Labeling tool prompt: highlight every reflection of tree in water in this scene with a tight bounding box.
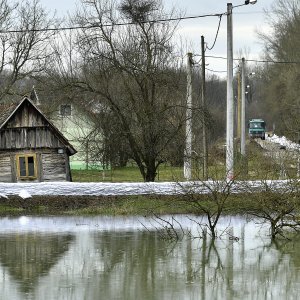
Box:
[91,230,236,299]
[1,219,300,299]
[92,225,300,300]
[93,231,172,299]
[195,231,231,299]
[272,236,300,269]
[199,228,300,299]
[0,233,74,294]
[254,236,300,299]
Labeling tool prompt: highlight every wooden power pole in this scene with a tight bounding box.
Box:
[184,52,193,180]
[241,57,246,156]
[226,3,234,180]
[237,67,241,140]
[201,36,208,180]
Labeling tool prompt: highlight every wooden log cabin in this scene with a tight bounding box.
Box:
[0,97,76,182]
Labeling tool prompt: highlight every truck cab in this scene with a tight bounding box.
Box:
[249,119,266,140]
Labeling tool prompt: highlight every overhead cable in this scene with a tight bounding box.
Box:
[205,67,227,73]
[206,55,300,64]
[205,15,223,51]
[0,13,225,34]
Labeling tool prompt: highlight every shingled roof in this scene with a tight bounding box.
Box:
[0,102,18,127]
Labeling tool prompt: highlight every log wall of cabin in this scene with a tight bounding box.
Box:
[0,149,68,182]
[41,150,67,181]
[0,154,12,182]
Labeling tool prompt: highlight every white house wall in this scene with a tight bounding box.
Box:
[51,106,104,170]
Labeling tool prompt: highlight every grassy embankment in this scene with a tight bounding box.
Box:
[0,193,281,216]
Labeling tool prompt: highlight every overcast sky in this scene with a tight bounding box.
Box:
[39,0,275,74]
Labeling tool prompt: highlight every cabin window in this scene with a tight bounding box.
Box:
[16,154,37,179]
[60,104,72,116]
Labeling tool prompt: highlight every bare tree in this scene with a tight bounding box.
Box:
[257,0,300,140]
[178,176,235,239]
[48,0,186,182]
[0,0,57,100]
[245,179,300,239]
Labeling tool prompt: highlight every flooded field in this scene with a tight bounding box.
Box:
[0,215,299,299]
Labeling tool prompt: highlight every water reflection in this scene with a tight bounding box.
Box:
[0,232,74,299]
[0,216,299,299]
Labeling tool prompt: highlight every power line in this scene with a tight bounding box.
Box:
[205,15,223,51]
[205,65,239,73]
[206,55,300,65]
[244,58,300,64]
[205,67,227,73]
[0,13,225,34]
[234,11,264,14]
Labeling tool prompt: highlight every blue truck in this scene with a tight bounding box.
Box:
[248,118,266,140]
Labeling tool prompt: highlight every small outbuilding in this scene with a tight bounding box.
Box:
[0,97,76,182]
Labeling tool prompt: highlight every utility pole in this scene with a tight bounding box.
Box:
[241,57,246,156]
[184,52,193,180]
[226,3,234,180]
[237,68,241,140]
[201,36,208,180]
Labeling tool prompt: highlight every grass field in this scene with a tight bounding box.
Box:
[69,139,299,183]
[69,142,268,183]
[71,165,185,182]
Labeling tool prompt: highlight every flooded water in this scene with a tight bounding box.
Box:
[0,215,299,300]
